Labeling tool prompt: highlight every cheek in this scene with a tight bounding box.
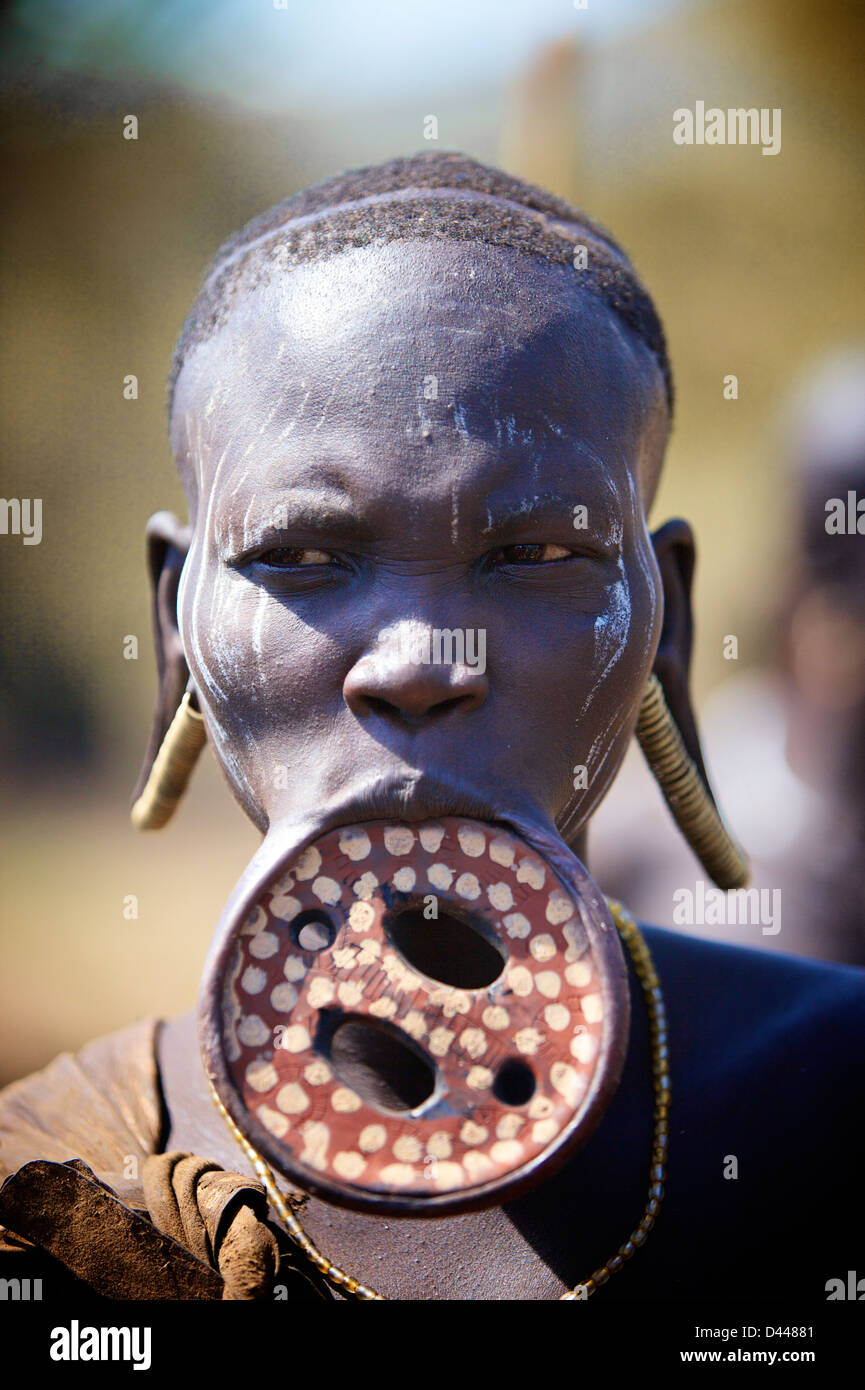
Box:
[592,571,633,680]
[179,554,349,769]
[564,546,661,820]
[180,552,256,716]
[177,553,260,806]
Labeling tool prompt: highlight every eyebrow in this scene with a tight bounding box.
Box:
[225,455,358,504]
[218,490,372,558]
[217,458,625,555]
[476,487,624,543]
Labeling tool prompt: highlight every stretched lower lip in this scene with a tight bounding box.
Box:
[312,784,515,841]
[306,767,549,847]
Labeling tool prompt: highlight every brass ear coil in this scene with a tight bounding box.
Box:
[636,675,749,890]
[130,691,206,831]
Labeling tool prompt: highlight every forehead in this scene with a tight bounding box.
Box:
[172,239,666,519]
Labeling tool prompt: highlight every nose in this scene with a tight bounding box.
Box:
[343,623,489,723]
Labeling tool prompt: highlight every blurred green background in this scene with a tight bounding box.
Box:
[2,0,864,1082]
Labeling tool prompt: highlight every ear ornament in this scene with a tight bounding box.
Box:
[636,675,749,890]
[130,689,206,831]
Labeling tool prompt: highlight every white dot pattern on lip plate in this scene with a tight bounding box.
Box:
[221,818,607,1201]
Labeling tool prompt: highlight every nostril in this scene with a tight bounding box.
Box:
[363,695,402,720]
[424,693,481,720]
[361,692,478,722]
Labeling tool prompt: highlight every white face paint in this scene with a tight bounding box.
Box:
[558,467,661,839]
[169,238,667,841]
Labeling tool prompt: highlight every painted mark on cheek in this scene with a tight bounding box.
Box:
[181,559,259,812]
[229,466,252,500]
[252,586,268,665]
[178,425,269,814]
[562,477,658,832]
[184,545,226,707]
[584,565,632,768]
[538,413,565,439]
[626,472,659,669]
[187,440,238,707]
[452,403,471,442]
[257,402,280,436]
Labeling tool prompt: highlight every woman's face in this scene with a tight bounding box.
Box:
[170,239,667,846]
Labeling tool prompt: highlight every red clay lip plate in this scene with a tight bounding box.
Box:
[200,816,630,1217]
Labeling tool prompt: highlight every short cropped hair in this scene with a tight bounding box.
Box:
[169,151,673,415]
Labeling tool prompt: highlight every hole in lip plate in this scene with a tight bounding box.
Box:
[384,898,506,989]
[290,908,337,953]
[493,1057,536,1106]
[320,1011,437,1113]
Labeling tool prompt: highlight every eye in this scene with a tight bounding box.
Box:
[494,543,573,564]
[259,547,336,568]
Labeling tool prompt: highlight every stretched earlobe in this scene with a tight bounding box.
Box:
[644,519,749,889]
[636,675,749,889]
[649,518,707,779]
[131,687,206,830]
[130,511,206,828]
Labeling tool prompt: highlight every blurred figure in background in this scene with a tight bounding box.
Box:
[591,348,865,966]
